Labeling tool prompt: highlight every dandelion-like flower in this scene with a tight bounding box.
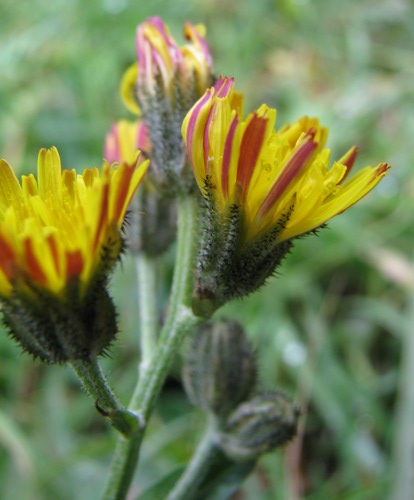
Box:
[182,76,390,313]
[121,17,214,192]
[0,147,148,362]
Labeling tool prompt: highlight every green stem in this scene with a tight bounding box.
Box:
[70,358,139,438]
[136,253,158,375]
[168,417,219,500]
[103,194,204,500]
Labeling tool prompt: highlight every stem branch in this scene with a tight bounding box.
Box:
[70,358,139,438]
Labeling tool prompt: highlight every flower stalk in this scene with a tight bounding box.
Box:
[70,359,140,438]
[168,416,220,500]
[103,193,204,500]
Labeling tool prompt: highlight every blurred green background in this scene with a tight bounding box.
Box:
[1,0,414,498]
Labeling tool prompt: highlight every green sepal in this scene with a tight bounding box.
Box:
[193,180,295,311]
[1,274,118,364]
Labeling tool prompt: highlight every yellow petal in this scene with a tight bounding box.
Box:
[120,63,141,115]
[0,159,24,215]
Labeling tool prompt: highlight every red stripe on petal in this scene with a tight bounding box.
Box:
[66,249,84,278]
[46,234,61,278]
[213,76,234,98]
[236,113,268,199]
[24,238,47,285]
[217,79,233,97]
[114,167,135,221]
[259,139,317,216]
[340,146,358,182]
[0,234,16,279]
[186,90,214,170]
[221,114,239,199]
[373,162,390,179]
[149,17,169,42]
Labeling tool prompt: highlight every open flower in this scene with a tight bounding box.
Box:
[121,17,214,192]
[182,76,390,313]
[0,147,148,362]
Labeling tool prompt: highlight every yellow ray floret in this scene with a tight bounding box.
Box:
[182,76,389,244]
[0,147,148,297]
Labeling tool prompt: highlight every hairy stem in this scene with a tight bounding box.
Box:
[168,417,219,500]
[103,194,203,500]
[70,358,139,438]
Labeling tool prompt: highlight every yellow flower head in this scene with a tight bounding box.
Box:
[183,76,389,244]
[0,147,148,298]
[182,76,390,313]
[121,17,214,114]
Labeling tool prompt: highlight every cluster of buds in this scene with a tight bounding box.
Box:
[0,147,148,362]
[182,76,390,315]
[183,320,299,461]
[120,17,214,192]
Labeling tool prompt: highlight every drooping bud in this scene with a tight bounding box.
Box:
[218,392,300,461]
[183,320,257,417]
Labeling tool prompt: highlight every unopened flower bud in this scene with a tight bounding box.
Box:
[104,120,176,255]
[183,320,257,417]
[218,392,300,461]
[121,17,214,192]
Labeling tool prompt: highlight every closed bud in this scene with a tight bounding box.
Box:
[104,120,176,255]
[121,17,214,193]
[183,320,257,417]
[218,392,300,461]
